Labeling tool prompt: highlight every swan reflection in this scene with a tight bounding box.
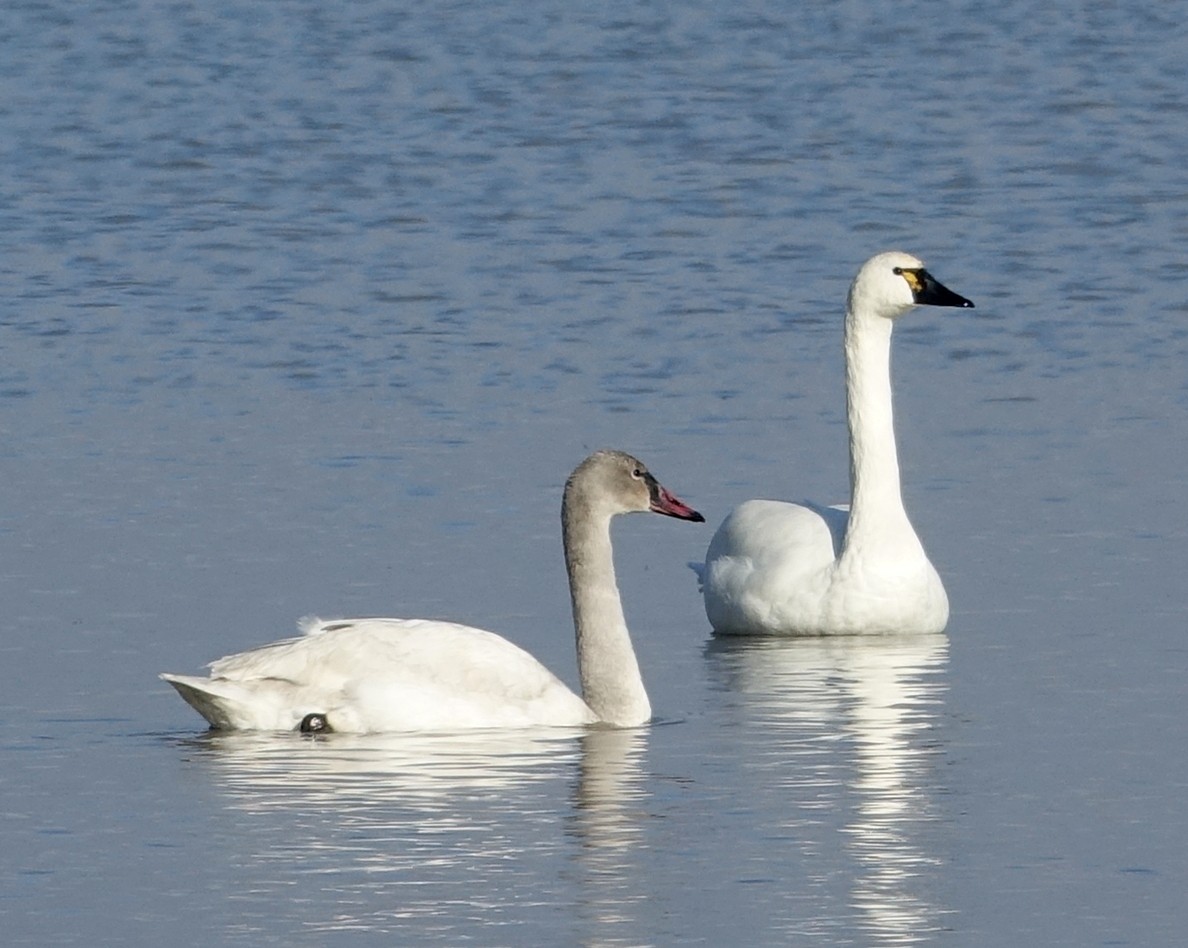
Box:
[567,728,650,942]
[184,727,584,808]
[173,725,648,938]
[706,633,950,944]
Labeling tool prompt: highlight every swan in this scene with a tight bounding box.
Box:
[697,251,973,636]
[161,450,704,732]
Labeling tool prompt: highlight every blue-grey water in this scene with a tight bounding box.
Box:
[2,1,1186,945]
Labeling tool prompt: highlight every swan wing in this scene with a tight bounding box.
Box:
[164,618,595,732]
[701,500,844,634]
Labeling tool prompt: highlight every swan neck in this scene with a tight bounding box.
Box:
[843,309,911,540]
[562,500,651,726]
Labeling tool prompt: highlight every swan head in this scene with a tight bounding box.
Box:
[848,251,974,322]
[565,450,705,523]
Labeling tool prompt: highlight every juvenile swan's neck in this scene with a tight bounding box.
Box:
[842,310,914,549]
[563,497,650,726]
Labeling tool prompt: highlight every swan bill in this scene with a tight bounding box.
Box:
[646,477,705,522]
[895,266,974,309]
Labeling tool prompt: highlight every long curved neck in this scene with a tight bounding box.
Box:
[842,310,914,549]
[562,502,650,726]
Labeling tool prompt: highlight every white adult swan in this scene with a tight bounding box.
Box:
[698,251,973,636]
[162,450,704,732]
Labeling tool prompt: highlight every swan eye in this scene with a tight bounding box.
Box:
[631,467,644,479]
[892,266,903,275]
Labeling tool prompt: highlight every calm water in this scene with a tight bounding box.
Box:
[2,1,1187,944]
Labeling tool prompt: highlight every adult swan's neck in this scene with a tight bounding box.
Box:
[563,503,650,727]
[841,312,918,552]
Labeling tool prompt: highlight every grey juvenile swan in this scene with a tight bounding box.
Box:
[163,450,704,732]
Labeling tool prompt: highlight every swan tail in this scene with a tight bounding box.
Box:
[160,673,276,730]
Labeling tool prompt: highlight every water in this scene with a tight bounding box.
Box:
[2,0,1186,944]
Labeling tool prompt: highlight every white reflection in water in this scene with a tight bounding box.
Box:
[189,728,581,808]
[706,633,950,944]
[567,729,650,944]
[176,725,646,939]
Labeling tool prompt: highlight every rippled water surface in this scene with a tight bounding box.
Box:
[3,1,1187,945]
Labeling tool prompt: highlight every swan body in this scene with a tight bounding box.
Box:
[162,450,704,732]
[699,251,973,636]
